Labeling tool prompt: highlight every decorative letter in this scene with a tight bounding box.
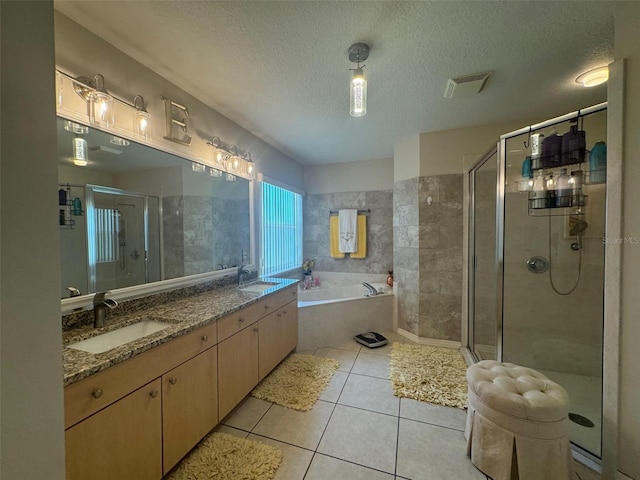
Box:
[161,96,192,146]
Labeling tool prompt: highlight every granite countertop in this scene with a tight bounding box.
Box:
[62,278,298,387]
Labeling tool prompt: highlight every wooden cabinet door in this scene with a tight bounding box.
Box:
[65,379,162,480]
[162,346,218,474]
[281,302,299,356]
[259,310,282,381]
[217,326,259,420]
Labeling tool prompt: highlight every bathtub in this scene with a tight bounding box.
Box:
[297,271,394,352]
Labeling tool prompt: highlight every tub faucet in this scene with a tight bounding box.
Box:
[238,265,250,287]
[93,291,118,328]
[362,282,378,297]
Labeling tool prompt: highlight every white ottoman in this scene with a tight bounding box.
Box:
[465,360,573,480]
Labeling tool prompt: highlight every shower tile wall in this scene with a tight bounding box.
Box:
[163,196,250,278]
[303,190,393,274]
[394,175,463,341]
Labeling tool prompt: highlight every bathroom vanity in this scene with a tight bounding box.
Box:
[62,279,298,480]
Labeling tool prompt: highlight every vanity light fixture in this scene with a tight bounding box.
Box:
[133,95,151,139]
[244,152,255,179]
[72,135,89,167]
[110,136,130,147]
[64,121,89,134]
[575,66,609,87]
[74,74,114,127]
[348,43,369,117]
[227,145,240,171]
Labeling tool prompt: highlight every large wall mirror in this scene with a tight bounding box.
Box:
[57,117,252,301]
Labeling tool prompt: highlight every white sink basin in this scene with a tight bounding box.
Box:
[240,281,279,293]
[68,320,170,354]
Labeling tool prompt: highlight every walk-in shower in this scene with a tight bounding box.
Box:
[468,103,607,460]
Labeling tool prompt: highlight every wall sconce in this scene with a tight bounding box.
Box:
[72,135,89,167]
[348,43,369,117]
[74,74,114,127]
[133,95,151,138]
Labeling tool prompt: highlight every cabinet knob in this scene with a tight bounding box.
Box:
[238,317,245,323]
[149,390,159,398]
[277,313,282,317]
[283,310,287,314]
[91,389,103,399]
[264,305,270,310]
[201,335,208,341]
[253,327,259,333]
[169,377,178,385]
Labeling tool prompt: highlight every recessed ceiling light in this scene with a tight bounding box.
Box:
[575,66,609,88]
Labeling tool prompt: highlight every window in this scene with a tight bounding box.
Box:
[260,181,303,276]
[95,208,121,263]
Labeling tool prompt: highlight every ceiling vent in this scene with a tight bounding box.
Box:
[444,72,492,99]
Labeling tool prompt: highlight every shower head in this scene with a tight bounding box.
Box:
[569,217,589,236]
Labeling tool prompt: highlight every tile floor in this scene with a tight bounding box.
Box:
[214,331,489,480]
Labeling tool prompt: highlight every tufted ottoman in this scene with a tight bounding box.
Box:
[465,360,573,480]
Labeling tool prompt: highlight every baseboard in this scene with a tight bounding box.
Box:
[616,471,633,480]
[396,328,462,349]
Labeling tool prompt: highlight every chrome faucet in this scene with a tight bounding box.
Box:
[362,282,378,297]
[93,291,118,328]
[237,265,251,287]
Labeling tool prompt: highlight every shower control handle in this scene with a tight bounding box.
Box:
[526,256,549,274]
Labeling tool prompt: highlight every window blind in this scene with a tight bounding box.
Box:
[95,208,120,263]
[260,182,302,276]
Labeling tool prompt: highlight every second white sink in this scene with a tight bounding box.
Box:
[239,281,279,293]
[68,320,170,354]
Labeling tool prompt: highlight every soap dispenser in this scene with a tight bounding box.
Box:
[555,168,571,207]
[531,171,547,209]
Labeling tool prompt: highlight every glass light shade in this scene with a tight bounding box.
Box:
[136,110,151,138]
[350,68,367,117]
[72,136,88,167]
[225,173,236,182]
[246,160,255,178]
[576,66,609,87]
[191,162,206,173]
[210,167,222,177]
[89,91,114,127]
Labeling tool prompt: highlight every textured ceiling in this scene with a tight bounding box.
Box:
[54,1,614,166]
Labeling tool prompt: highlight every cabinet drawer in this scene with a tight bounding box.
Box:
[217,302,262,342]
[265,285,298,312]
[64,322,217,429]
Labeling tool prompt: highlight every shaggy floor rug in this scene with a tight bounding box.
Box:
[390,343,468,409]
[251,353,340,411]
[165,432,282,480]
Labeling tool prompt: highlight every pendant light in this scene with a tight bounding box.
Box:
[72,135,88,167]
[348,43,369,117]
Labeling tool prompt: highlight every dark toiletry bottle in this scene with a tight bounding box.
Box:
[59,188,67,206]
[562,124,586,165]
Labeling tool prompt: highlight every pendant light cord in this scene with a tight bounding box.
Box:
[548,215,582,295]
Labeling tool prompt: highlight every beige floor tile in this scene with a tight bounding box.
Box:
[221,396,272,431]
[247,434,314,480]
[317,404,398,474]
[396,418,485,479]
[400,397,467,431]
[213,424,249,438]
[338,374,399,416]
[319,370,349,403]
[252,400,334,450]
[314,347,358,372]
[305,453,394,480]
[351,351,391,378]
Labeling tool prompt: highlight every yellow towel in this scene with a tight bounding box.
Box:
[329,216,345,258]
[351,215,367,259]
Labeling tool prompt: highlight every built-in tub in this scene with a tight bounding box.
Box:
[297,271,394,352]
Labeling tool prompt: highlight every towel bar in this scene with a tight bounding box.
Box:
[329,208,370,215]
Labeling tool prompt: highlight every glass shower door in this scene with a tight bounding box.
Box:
[469,148,498,361]
[499,107,606,458]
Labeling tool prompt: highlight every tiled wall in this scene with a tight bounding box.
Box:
[163,196,250,278]
[394,174,463,341]
[303,190,393,274]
